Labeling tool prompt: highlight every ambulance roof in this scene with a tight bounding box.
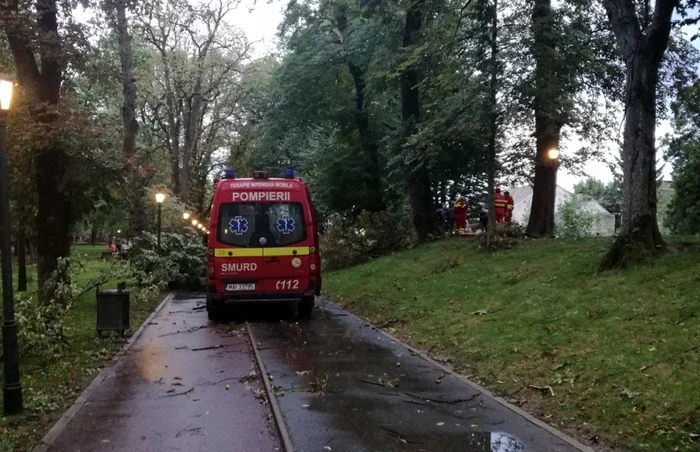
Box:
[216,178,305,191]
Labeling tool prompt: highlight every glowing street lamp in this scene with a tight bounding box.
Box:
[547,148,560,161]
[155,192,166,248]
[183,212,190,220]
[0,74,23,415]
[192,219,198,227]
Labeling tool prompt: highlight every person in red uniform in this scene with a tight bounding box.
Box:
[494,188,506,223]
[504,190,514,224]
[453,197,468,234]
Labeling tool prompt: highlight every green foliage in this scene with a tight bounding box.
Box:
[573,177,622,214]
[558,199,594,239]
[129,232,206,289]
[666,81,700,234]
[320,208,416,270]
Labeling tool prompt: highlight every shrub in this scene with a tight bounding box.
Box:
[2,259,81,359]
[130,231,206,289]
[479,222,524,250]
[558,199,594,240]
[320,208,416,270]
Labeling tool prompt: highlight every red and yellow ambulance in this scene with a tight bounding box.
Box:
[206,169,321,319]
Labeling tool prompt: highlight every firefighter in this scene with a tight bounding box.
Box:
[504,190,514,224]
[453,196,468,234]
[494,188,507,223]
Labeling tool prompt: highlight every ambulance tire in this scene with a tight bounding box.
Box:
[206,297,226,322]
[298,296,315,318]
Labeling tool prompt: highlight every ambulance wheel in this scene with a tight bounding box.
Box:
[298,297,314,318]
[206,297,226,322]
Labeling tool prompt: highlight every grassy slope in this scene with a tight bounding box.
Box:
[324,238,700,451]
[0,245,162,451]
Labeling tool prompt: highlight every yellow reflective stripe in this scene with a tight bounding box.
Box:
[214,248,263,257]
[264,247,310,256]
[214,247,311,257]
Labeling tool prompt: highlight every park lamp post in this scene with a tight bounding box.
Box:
[191,219,198,228]
[183,212,190,221]
[0,75,23,415]
[155,192,166,248]
[547,148,560,238]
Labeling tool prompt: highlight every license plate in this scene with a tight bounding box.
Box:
[225,283,255,292]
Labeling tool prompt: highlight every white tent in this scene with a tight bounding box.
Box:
[508,185,615,236]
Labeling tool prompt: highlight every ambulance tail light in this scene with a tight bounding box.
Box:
[310,264,317,271]
[208,248,214,256]
[208,266,215,274]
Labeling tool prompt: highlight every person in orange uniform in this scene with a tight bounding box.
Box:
[494,188,507,223]
[504,190,514,224]
[453,196,468,234]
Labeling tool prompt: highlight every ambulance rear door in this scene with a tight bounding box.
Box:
[215,202,264,294]
[261,202,311,293]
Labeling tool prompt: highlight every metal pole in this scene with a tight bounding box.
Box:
[157,203,162,249]
[0,113,23,415]
[550,160,558,238]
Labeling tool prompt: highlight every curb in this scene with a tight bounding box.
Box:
[321,298,595,452]
[33,292,175,452]
[246,323,295,452]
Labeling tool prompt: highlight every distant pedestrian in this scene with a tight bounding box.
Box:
[504,191,514,224]
[453,197,468,234]
[479,207,488,231]
[494,188,506,223]
[109,241,117,255]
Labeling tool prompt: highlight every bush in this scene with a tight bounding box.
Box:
[320,209,416,270]
[1,258,82,359]
[130,231,206,289]
[479,222,524,250]
[558,200,594,240]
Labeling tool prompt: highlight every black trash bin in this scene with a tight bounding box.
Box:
[96,282,130,337]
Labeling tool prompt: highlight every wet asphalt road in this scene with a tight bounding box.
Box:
[42,294,587,452]
[45,294,280,452]
[250,299,582,452]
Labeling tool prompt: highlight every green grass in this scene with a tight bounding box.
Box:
[324,237,700,451]
[0,246,163,451]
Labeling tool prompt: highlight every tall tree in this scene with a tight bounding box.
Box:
[3,0,76,298]
[526,0,561,238]
[138,0,249,209]
[486,0,499,243]
[401,0,434,241]
[105,0,147,235]
[598,0,677,269]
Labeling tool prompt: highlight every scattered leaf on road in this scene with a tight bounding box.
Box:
[471,309,488,316]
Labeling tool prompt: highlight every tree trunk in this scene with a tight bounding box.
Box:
[17,228,27,292]
[527,0,561,238]
[90,220,98,246]
[113,0,146,235]
[485,0,499,245]
[599,60,665,268]
[527,122,560,237]
[35,145,72,301]
[347,62,384,212]
[598,0,676,269]
[6,0,73,302]
[401,0,433,241]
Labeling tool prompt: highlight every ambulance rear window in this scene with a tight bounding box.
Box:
[217,202,307,247]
